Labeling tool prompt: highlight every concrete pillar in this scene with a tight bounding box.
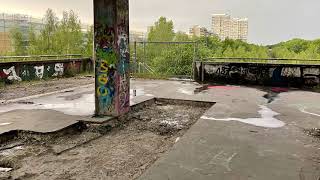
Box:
[94,0,130,116]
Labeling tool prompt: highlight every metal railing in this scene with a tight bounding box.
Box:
[0,54,83,62]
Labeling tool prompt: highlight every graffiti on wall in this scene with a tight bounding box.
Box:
[2,66,22,81]
[0,63,74,82]
[94,0,130,116]
[53,63,64,77]
[34,65,45,79]
[202,63,320,86]
[204,65,271,82]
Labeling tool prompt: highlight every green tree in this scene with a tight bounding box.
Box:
[40,8,58,54]
[84,25,94,57]
[10,26,27,55]
[148,17,175,42]
[174,31,189,41]
[27,25,39,55]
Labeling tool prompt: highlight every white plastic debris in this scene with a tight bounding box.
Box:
[0,167,13,172]
[175,137,180,143]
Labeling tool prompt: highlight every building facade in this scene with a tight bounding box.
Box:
[0,13,44,54]
[189,25,209,37]
[212,14,248,41]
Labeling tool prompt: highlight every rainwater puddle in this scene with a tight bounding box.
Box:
[201,105,285,128]
[0,89,151,116]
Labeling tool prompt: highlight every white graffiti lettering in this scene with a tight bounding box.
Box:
[53,63,64,77]
[3,66,22,81]
[34,66,44,79]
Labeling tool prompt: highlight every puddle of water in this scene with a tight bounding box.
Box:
[0,94,95,116]
[201,105,285,128]
[0,89,152,116]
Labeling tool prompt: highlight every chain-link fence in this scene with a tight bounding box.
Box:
[130,41,198,79]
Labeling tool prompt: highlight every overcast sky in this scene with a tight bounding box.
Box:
[1,0,320,45]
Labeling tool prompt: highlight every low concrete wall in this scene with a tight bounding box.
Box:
[194,61,320,87]
[0,58,93,82]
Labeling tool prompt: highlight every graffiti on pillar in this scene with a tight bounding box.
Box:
[94,0,130,116]
[95,26,117,115]
[2,66,22,81]
[53,63,64,77]
[117,24,130,113]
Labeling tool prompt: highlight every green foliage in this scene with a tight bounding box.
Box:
[137,16,320,77]
[7,8,88,56]
[84,25,94,57]
[148,17,175,42]
[10,26,27,55]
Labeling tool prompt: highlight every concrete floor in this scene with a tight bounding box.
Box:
[0,79,320,179]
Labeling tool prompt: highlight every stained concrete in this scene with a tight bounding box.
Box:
[0,79,320,179]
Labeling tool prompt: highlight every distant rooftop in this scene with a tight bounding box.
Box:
[212,13,229,16]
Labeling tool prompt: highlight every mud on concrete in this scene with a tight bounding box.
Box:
[0,100,211,180]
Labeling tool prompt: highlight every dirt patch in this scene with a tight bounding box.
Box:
[304,128,320,138]
[0,101,211,180]
[0,75,94,101]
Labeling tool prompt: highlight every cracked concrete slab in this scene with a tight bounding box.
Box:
[0,109,81,134]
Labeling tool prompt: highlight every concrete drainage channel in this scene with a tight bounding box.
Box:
[0,98,214,180]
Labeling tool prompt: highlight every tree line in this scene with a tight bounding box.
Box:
[132,16,320,76]
[147,17,320,60]
[6,14,320,61]
[8,9,93,57]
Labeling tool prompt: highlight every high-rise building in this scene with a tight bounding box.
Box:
[212,13,248,41]
[0,13,44,54]
[189,25,209,37]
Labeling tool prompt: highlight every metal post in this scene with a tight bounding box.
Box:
[94,0,130,116]
[134,41,137,73]
[143,41,146,73]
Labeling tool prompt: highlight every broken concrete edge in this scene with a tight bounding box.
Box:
[0,96,216,144]
[0,121,87,145]
[81,97,216,128]
[0,84,94,105]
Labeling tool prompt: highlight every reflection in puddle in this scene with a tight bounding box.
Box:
[0,89,151,116]
[201,105,285,128]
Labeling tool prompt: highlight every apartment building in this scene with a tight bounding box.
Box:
[189,25,209,37]
[212,13,248,41]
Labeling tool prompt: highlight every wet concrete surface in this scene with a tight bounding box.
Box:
[0,79,320,179]
[0,100,209,180]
